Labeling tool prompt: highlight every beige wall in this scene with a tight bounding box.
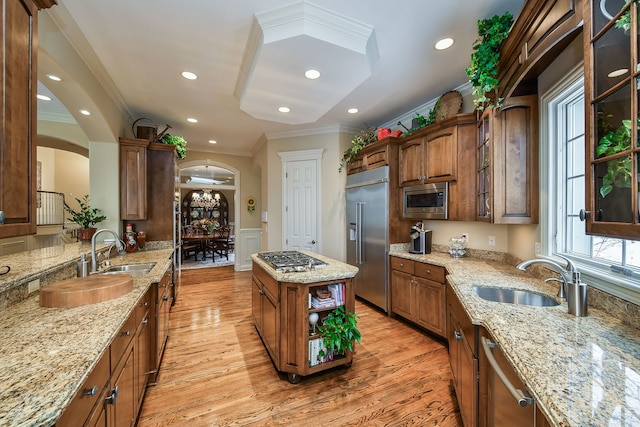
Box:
[37,146,90,212]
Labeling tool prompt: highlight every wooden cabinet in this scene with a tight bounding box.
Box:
[399,115,476,187]
[346,137,400,175]
[447,285,478,427]
[476,95,539,224]
[389,256,446,337]
[498,0,583,99]
[108,341,136,426]
[119,138,148,221]
[135,289,151,413]
[251,262,355,383]
[150,269,172,384]
[583,0,640,239]
[0,0,55,238]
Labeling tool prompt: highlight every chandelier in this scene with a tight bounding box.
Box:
[191,189,220,208]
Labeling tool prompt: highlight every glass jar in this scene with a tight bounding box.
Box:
[124,223,138,253]
[449,236,466,258]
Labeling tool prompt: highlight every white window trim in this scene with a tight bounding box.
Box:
[540,63,640,306]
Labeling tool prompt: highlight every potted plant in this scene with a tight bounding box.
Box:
[64,195,107,241]
[339,127,377,172]
[159,133,188,159]
[465,12,514,110]
[317,305,361,360]
[597,117,634,198]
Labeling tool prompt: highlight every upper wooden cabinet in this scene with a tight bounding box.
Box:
[0,0,55,239]
[399,114,476,187]
[498,0,583,99]
[584,0,640,239]
[477,95,539,224]
[346,136,401,175]
[119,138,149,221]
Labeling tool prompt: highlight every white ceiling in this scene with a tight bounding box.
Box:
[40,0,524,156]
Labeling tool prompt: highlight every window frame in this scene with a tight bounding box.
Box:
[540,64,640,306]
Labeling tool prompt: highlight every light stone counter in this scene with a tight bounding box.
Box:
[0,246,173,427]
[389,247,640,427]
[250,251,359,282]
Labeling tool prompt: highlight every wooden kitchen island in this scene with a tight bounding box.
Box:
[251,251,359,383]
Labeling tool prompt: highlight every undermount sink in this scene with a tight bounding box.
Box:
[472,285,560,307]
[99,262,157,277]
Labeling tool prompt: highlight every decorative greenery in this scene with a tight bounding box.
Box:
[615,1,633,32]
[401,102,441,137]
[160,134,188,159]
[317,305,361,358]
[191,218,220,233]
[339,127,377,172]
[465,12,514,110]
[597,117,634,198]
[64,195,107,229]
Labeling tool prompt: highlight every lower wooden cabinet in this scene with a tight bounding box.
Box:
[150,270,172,385]
[389,256,446,337]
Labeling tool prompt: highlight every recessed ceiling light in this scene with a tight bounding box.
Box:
[46,74,62,82]
[181,71,198,80]
[37,94,52,101]
[348,108,359,114]
[187,117,198,123]
[435,37,454,50]
[279,107,290,113]
[79,109,91,116]
[608,68,628,78]
[209,140,217,144]
[305,69,321,79]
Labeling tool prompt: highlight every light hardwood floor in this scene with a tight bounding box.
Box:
[137,266,463,427]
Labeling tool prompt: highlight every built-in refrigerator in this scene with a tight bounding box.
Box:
[346,166,389,312]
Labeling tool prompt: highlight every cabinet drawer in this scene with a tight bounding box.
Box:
[390,257,414,275]
[57,350,109,425]
[414,263,445,283]
[136,289,151,326]
[157,271,171,303]
[110,312,136,370]
[254,263,279,301]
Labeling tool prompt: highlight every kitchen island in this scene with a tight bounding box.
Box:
[251,251,358,383]
[0,245,173,427]
[389,245,640,427]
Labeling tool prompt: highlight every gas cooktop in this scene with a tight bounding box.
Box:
[257,251,327,273]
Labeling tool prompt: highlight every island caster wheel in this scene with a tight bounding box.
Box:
[344,361,352,368]
[287,373,301,384]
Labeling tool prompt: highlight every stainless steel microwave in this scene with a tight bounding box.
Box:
[403,182,448,219]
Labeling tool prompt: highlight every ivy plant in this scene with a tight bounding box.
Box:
[465,12,514,110]
[339,127,377,172]
[317,305,361,358]
[597,117,635,197]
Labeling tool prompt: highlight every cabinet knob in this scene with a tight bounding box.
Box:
[454,330,462,342]
[140,301,149,307]
[579,209,589,221]
[399,263,404,267]
[84,385,99,396]
[121,330,131,337]
[163,295,170,301]
[425,269,431,274]
[142,318,149,325]
[259,289,265,295]
[105,386,119,405]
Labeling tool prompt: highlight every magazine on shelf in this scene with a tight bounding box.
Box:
[311,296,335,309]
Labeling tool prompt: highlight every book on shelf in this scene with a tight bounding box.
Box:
[308,338,334,366]
[311,296,335,309]
[327,283,345,306]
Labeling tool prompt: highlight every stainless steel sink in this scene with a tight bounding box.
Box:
[472,285,560,307]
[98,262,157,277]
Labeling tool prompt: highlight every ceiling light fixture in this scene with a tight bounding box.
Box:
[278,107,290,113]
[305,69,320,79]
[347,108,359,114]
[79,109,91,116]
[187,117,198,123]
[181,71,198,80]
[209,140,217,144]
[46,74,62,82]
[37,94,52,101]
[435,37,454,50]
[608,68,628,78]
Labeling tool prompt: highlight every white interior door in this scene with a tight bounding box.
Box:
[284,159,318,251]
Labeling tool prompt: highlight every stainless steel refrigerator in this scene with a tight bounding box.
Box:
[346,166,389,312]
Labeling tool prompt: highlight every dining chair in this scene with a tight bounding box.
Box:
[210,226,231,260]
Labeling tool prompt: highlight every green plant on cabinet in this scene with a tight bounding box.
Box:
[317,305,361,358]
[159,133,188,159]
[339,127,377,172]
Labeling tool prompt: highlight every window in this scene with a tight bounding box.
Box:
[542,68,640,305]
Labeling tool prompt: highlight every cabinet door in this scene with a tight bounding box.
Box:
[261,285,279,366]
[135,310,150,411]
[251,277,263,331]
[414,277,446,337]
[0,0,38,238]
[390,269,415,320]
[425,127,457,181]
[119,139,148,220]
[109,345,135,427]
[399,138,424,186]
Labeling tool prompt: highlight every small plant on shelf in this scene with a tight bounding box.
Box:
[159,133,188,159]
[317,305,361,359]
[339,127,377,172]
[596,116,635,197]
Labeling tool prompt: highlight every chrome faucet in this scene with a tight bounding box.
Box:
[516,255,587,316]
[91,229,125,272]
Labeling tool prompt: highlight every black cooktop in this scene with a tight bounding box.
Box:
[257,251,327,272]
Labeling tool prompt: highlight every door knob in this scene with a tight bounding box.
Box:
[310,240,316,244]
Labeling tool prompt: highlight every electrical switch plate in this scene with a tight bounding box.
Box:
[28,279,40,294]
[488,236,496,246]
[261,211,268,223]
[535,242,541,255]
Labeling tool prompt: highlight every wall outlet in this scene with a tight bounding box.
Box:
[488,236,496,246]
[461,233,469,242]
[535,242,541,255]
[28,279,40,294]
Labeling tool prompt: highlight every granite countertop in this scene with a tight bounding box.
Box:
[389,248,640,427]
[0,247,173,427]
[250,251,358,283]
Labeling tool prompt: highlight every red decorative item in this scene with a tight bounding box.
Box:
[377,128,391,140]
[391,130,403,137]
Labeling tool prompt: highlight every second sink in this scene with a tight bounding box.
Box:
[472,285,560,307]
[98,262,157,277]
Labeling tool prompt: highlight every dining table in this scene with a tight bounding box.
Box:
[182,229,225,260]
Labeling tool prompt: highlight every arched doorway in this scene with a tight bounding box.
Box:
[179,160,240,271]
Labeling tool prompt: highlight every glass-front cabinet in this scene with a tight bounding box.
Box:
[585,0,640,238]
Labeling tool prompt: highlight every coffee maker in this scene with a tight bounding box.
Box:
[409,222,432,254]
